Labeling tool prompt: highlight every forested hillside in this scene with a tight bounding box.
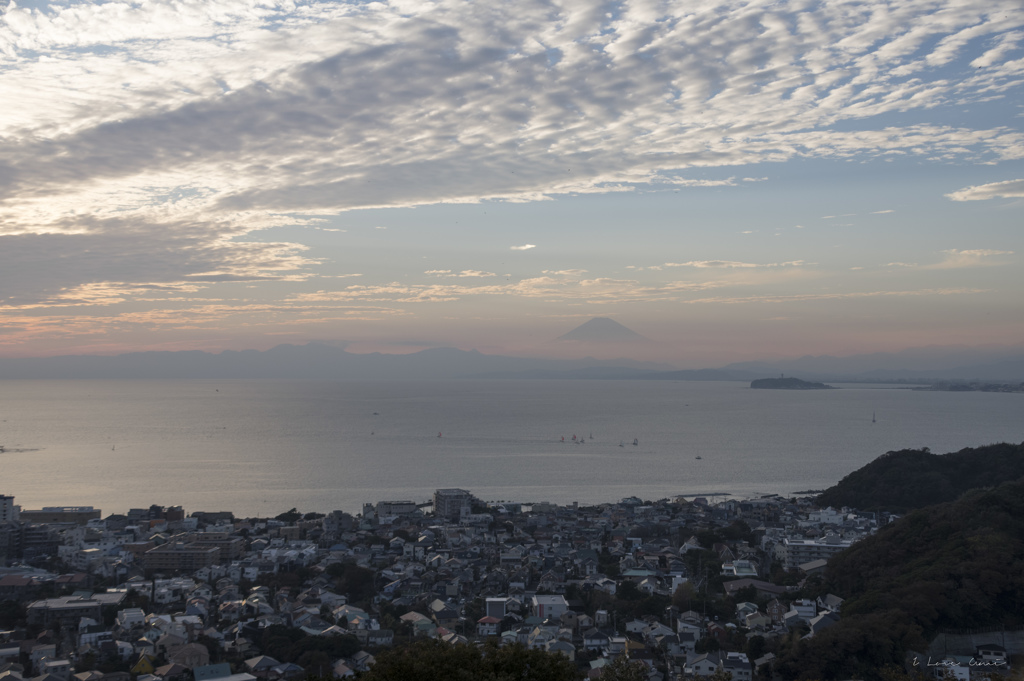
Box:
[815,442,1024,512]
[781,477,1024,679]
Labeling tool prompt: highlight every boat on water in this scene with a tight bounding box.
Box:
[695,455,702,460]
[632,438,638,446]
[619,441,625,447]
[872,411,876,423]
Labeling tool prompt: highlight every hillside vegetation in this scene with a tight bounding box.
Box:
[781,477,1024,680]
[815,441,1024,512]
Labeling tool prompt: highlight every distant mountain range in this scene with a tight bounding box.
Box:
[0,343,676,380]
[717,346,1024,382]
[1,319,1022,381]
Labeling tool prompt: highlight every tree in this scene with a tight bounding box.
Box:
[672,582,696,611]
[275,508,302,523]
[597,655,647,681]
[358,639,580,681]
[746,634,767,663]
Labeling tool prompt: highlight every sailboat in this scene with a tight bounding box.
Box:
[872,412,876,423]
[632,438,638,446]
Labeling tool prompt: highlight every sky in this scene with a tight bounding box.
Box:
[1,0,1023,366]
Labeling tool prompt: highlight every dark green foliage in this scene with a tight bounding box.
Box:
[0,600,25,628]
[779,477,1024,680]
[275,508,303,523]
[258,624,359,666]
[324,563,377,606]
[826,479,1024,631]
[357,639,580,681]
[815,442,1024,512]
[597,655,648,681]
[746,635,766,662]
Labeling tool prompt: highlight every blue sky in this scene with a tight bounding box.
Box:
[1,0,1022,365]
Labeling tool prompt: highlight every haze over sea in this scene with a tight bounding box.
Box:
[3,380,1023,517]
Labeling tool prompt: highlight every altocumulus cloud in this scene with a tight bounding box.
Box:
[946,179,1024,201]
[1,0,1023,306]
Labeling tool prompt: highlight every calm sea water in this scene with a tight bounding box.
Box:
[1,380,1022,517]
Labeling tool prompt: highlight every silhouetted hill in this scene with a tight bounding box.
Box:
[782,477,1024,680]
[750,377,833,389]
[721,345,1024,382]
[815,442,1024,512]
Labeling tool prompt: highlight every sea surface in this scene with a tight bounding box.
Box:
[1,379,1022,517]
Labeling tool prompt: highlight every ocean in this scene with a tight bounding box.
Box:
[2,379,1022,517]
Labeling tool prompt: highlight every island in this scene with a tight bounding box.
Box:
[750,376,835,389]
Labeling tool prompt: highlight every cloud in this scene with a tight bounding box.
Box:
[0,0,1022,316]
[289,276,729,306]
[682,288,987,305]
[543,270,588,277]
[945,179,1024,201]
[871,209,895,214]
[656,177,739,187]
[663,260,805,269]
[510,244,537,251]
[925,249,1015,269]
[424,269,496,278]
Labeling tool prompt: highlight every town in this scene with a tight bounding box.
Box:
[0,491,1011,680]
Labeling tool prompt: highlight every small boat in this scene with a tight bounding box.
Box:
[438,432,442,438]
[695,455,702,460]
[619,441,625,447]
[632,438,638,446]
[872,411,876,423]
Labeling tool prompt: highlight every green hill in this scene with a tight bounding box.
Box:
[780,477,1024,680]
[815,441,1024,513]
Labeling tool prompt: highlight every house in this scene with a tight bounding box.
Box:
[763,599,785,624]
[722,653,752,681]
[530,595,568,619]
[582,628,609,651]
[816,593,844,613]
[243,656,281,679]
[153,663,190,681]
[427,600,459,629]
[975,643,1008,667]
[545,640,574,661]
[807,612,839,637]
[688,652,720,677]
[476,616,500,637]
[926,657,971,681]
